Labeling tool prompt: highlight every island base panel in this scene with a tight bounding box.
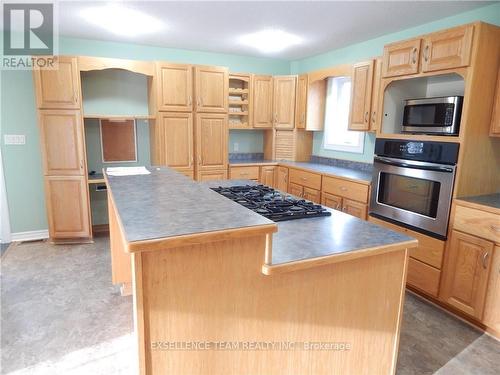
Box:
[132,235,408,375]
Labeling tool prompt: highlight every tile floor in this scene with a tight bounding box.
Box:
[1,238,499,374]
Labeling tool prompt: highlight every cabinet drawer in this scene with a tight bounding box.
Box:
[303,187,321,204]
[369,216,444,269]
[453,205,500,244]
[407,258,441,297]
[322,176,369,203]
[229,166,260,180]
[321,192,342,211]
[289,168,321,190]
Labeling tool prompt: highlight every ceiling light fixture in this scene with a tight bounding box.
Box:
[239,29,303,54]
[80,5,164,37]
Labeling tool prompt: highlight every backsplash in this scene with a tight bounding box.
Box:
[310,155,374,173]
[229,152,264,161]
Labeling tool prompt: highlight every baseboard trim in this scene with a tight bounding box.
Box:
[11,230,49,242]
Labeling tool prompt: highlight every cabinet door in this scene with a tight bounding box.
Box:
[38,110,85,176]
[157,63,193,112]
[273,76,297,129]
[483,246,500,332]
[421,25,474,72]
[260,166,276,187]
[288,182,303,198]
[194,66,228,113]
[303,187,321,204]
[276,166,289,193]
[490,68,500,136]
[321,192,342,211]
[342,199,368,220]
[45,176,91,239]
[349,60,374,131]
[253,75,274,128]
[160,112,193,171]
[382,38,421,77]
[440,230,494,319]
[195,113,228,171]
[34,56,81,109]
[295,75,308,129]
[369,58,383,132]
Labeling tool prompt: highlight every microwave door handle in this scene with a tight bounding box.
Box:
[374,156,454,173]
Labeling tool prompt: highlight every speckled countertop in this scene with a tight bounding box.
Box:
[455,193,500,213]
[206,179,415,265]
[229,159,373,183]
[105,167,275,243]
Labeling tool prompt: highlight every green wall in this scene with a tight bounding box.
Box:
[293,2,500,163]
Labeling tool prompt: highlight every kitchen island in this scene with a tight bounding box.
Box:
[105,167,417,375]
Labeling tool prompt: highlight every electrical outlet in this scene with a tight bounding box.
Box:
[4,134,26,145]
[234,142,239,152]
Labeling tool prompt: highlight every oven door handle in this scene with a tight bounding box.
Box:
[374,156,455,173]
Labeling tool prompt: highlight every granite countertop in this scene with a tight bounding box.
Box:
[205,179,415,266]
[105,167,276,243]
[455,193,500,212]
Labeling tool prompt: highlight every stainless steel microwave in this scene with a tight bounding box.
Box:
[402,96,463,135]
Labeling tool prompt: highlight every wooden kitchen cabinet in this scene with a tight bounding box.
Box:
[483,246,500,334]
[349,60,374,131]
[276,166,289,193]
[369,58,383,132]
[490,68,500,136]
[295,74,308,129]
[159,112,193,173]
[38,110,86,176]
[198,170,228,181]
[273,76,297,129]
[303,187,321,204]
[194,66,228,113]
[260,166,276,187]
[382,38,421,77]
[342,199,368,220]
[288,182,304,198]
[195,113,228,177]
[44,176,91,239]
[321,192,342,211]
[229,166,260,180]
[440,230,494,319]
[421,25,474,72]
[156,63,193,112]
[33,56,81,109]
[252,75,273,128]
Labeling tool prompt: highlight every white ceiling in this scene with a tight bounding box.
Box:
[57,1,490,60]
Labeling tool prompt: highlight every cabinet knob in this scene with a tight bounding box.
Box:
[482,252,490,269]
[490,225,500,233]
[372,111,376,124]
[424,45,430,62]
[340,186,347,191]
[411,47,418,64]
[365,111,369,123]
[188,96,192,106]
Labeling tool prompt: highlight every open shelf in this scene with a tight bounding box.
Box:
[88,173,105,184]
[229,112,249,116]
[229,73,251,129]
[83,114,155,120]
[229,88,249,95]
[229,100,249,105]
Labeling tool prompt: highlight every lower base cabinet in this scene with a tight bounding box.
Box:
[440,230,494,320]
[276,166,289,192]
[197,169,228,181]
[260,166,276,187]
[321,192,367,220]
[45,176,91,239]
[407,257,441,297]
[483,246,500,333]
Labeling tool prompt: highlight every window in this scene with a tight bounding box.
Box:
[323,77,365,153]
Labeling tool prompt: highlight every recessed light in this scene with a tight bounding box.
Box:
[239,29,302,54]
[80,5,164,37]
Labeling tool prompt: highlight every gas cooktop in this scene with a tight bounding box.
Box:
[211,185,331,222]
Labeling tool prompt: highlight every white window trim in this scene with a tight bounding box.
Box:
[323,76,365,154]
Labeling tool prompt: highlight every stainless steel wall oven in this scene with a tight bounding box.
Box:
[370,139,459,239]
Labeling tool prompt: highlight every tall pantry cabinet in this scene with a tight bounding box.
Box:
[33,56,92,241]
[153,63,229,180]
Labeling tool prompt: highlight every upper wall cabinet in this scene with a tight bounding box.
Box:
[253,75,274,128]
[38,110,86,176]
[33,56,81,109]
[159,112,194,172]
[194,66,228,113]
[295,74,308,129]
[382,25,474,78]
[273,75,297,129]
[490,67,500,136]
[156,63,193,112]
[349,60,374,131]
[421,25,474,72]
[382,38,421,78]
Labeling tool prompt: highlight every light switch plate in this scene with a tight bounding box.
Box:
[4,134,26,145]
[234,142,239,152]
